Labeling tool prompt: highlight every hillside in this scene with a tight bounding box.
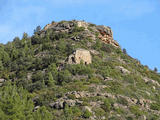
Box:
[0,20,160,120]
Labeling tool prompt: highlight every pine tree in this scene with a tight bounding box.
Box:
[154,67,158,72]
[48,63,58,81]
[64,104,73,120]
[0,82,53,119]
[34,26,41,34]
[48,72,55,87]
[0,82,34,119]
[33,106,52,120]
[123,48,127,54]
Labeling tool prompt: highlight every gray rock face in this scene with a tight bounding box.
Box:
[0,83,3,87]
[64,100,76,107]
[83,106,92,113]
[90,50,99,55]
[0,79,5,87]
[115,66,130,74]
[50,100,64,109]
[67,49,92,64]
[96,25,113,36]
[50,99,83,109]
[143,77,160,87]
[0,79,5,83]
[44,21,75,32]
[104,77,113,81]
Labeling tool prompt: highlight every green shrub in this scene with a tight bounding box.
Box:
[64,104,73,119]
[115,108,125,114]
[73,26,85,32]
[150,103,160,111]
[88,77,100,84]
[71,106,82,118]
[102,99,111,112]
[94,108,106,119]
[83,109,92,118]
[129,105,144,117]
[117,96,128,106]
[68,94,76,100]
[67,64,94,76]
[58,69,72,85]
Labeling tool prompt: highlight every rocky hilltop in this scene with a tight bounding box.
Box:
[43,20,119,47]
[0,20,160,120]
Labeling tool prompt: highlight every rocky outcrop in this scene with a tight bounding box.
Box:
[90,50,99,55]
[143,77,160,87]
[43,20,120,48]
[50,99,83,109]
[96,25,119,47]
[104,77,113,81]
[0,79,5,87]
[115,66,130,74]
[43,21,75,33]
[77,21,89,30]
[44,23,55,30]
[67,49,92,64]
[49,88,158,117]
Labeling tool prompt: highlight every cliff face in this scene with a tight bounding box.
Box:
[0,20,160,120]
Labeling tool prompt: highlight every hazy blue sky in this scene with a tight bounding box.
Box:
[0,0,160,70]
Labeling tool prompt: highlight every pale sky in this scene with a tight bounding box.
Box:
[0,0,160,71]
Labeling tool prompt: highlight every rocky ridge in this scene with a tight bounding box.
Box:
[43,20,120,48]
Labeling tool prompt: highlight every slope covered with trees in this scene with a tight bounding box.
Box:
[0,20,160,120]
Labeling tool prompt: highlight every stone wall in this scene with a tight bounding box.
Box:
[68,49,92,64]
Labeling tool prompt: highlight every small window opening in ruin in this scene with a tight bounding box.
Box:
[71,57,75,63]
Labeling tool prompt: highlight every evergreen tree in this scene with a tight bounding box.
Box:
[48,72,55,87]
[34,26,41,34]
[33,106,52,120]
[22,33,29,46]
[123,48,127,54]
[154,67,158,72]
[0,82,34,119]
[64,104,73,120]
[0,82,53,120]
[48,63,58,81]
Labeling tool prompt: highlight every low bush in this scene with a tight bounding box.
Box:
[83,109,92,118]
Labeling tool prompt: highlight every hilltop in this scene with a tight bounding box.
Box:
[0,20,160,120]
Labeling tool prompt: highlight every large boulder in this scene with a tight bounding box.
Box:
[115,66,130,74]
[68,49,92,64]
[0,79,5,87]
[0,79,5,83]
[50,100,64,109]
[50,99,83,109]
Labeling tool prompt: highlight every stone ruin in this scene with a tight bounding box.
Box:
[67,49,92,65]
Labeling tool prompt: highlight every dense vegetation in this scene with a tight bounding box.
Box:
[0,20,160,120]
